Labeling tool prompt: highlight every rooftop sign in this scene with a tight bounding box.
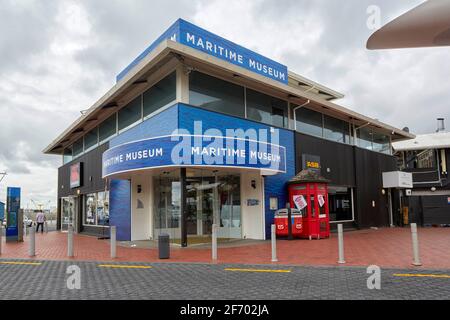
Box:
[116,19,288,84]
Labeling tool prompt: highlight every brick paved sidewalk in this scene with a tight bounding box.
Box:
[1,227,449,269]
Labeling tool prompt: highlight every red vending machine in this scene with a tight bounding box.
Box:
[288,170,330,240]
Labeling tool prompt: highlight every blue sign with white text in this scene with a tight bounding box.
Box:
[6,187,20,239]
[116,19,288,84]
[0,201,4,220]
[102,134,286,178]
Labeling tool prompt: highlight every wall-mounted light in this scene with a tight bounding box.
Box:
[431,187,437,192]
[381,189,386,195]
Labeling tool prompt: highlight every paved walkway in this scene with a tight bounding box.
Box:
[1,227,449,269]
[1,260,449,300]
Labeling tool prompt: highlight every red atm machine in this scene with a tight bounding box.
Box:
[288,169,330,240]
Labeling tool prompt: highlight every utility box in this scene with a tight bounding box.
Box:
[382,171,413,189]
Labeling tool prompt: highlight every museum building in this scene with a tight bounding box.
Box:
[44,19,414,246]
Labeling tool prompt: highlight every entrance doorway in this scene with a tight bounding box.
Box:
[152,169,242,245]
[61,197,77,232]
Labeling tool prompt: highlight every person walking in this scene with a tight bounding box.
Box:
[35,211,46,234]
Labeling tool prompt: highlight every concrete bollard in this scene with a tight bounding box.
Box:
[410,223,422,266]
[29,227,36,257]
[212,224,218,261]
[337,224,345,264]
[271,224,278,262]
[68,226,74,257]
[110,226,117,259]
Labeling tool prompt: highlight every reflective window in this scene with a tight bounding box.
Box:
[372,132,391,154]
[357,127,373,150]
[84,127,98,151]
[83,192,109,226]
[189,71,245,118]
[118,96,142,131]
[295,107,323,137]
[99,114,117,142]
[63,147,73,164]
[72,138,84,158]
[323,115,350,144]
[143,72,176,117]
[84,193,97,226]
[246,89,288,127]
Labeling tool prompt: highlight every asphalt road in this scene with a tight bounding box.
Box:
[0,259,449,300]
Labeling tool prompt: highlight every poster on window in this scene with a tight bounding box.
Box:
[293,195,307,211]
[318,194,325,208]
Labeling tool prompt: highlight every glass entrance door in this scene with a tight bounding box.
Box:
[61,197,77,232]
[186,169,241,245]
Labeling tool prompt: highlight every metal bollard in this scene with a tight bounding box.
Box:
[410,223,422,266]
[212,224,218,261]
[44,221,48,233]
[110,226,117,259]
[271,224,278,262]
[68,226,74,257]
[29,227,36,257]
[337,224,346,264]
[24,224,27,237]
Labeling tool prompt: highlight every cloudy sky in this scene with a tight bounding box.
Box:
[0,0,448,208]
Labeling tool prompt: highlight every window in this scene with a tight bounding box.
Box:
[295,107,323,137]
[72,138,84,158]
[84,192,109,226]
[63,147,73,164]
[189,71,245,118]
[372,132,391,154]
[99,114,117,142]
[143,72,176,117]
[84,193,97,225]
[416,150,436,168]
[357,127,373,150]
[84,127,98,151]
[246,89,288,127]
[97,191,110,226]
[323,115,350,144]
[118,96,142,131]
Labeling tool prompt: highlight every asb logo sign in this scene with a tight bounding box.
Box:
[117,19,288,85]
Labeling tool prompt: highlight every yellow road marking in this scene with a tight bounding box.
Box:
[98,264,152,269]
[0,261,42,266]
[224,268,291,273]
[393,273,450,279]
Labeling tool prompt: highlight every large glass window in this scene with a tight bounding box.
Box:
[84,127,98,151]
[246,89,288,128]
[84,193,97,225]
[99,114,117,142]
[357,127,373,150]
[323,115,350,144]
[143,72,176,117]
[328,186,353,222]
[72,138,84,158]
[189,71,245,118]
[295,107,323,137]
[118,96,142,131]
[372,132,391,154]
[63,147,73,164]
[84,192,109,226]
